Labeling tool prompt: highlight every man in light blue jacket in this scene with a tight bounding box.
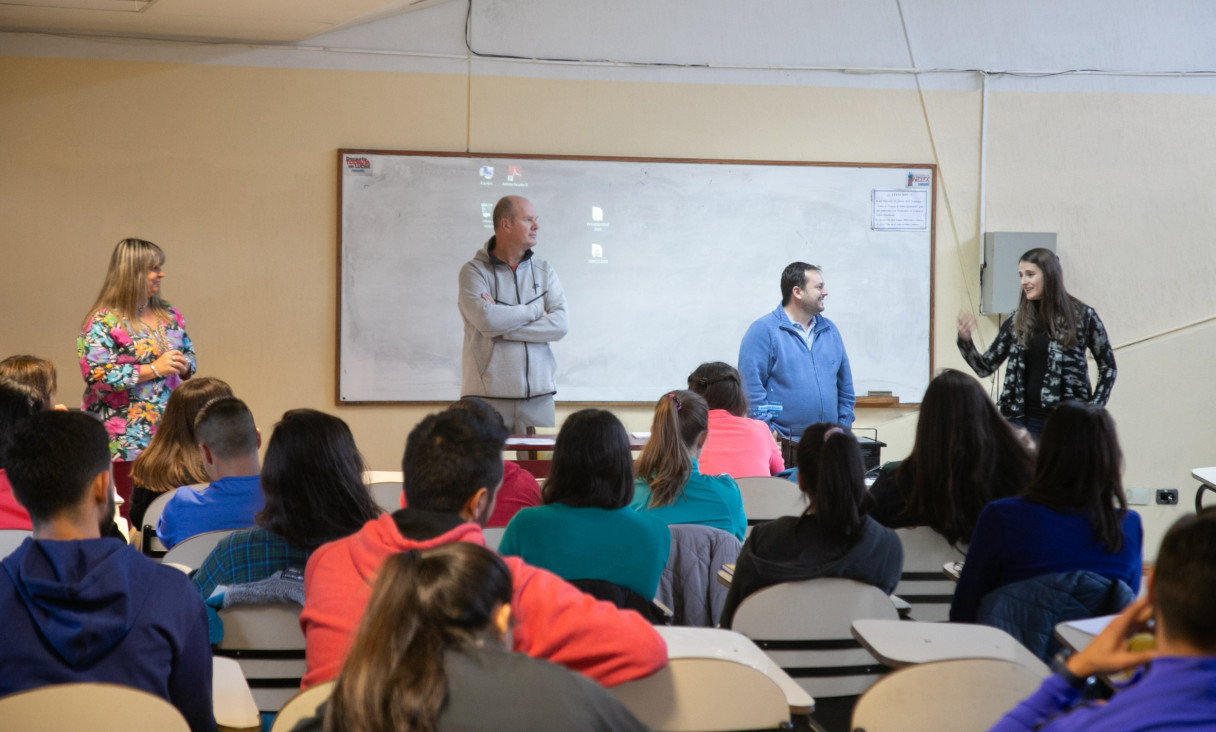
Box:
[738,262,855,447]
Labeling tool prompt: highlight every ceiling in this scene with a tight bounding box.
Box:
[0,0,450,43]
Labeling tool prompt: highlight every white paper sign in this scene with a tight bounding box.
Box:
[872,189,929,231]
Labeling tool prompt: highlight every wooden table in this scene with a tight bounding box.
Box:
[508,434,647,479]
[851,619,1051,677]
[656,626,815,714]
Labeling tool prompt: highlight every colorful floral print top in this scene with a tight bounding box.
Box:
[77,305,196,462]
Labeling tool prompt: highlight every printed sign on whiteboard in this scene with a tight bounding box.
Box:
[872,189,929,231]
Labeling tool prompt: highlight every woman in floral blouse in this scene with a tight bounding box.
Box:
[78,238,196,517]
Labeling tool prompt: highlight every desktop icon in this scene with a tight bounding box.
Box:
[507,165,523,182]
[480,166,494,180]
[591,243,603,259]
[591,206,604,222]
[481,203,492,218]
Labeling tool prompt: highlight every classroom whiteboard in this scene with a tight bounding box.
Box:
[338,151,935,404]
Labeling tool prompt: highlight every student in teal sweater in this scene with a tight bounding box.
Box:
[630,390,747,541]
[498,409,670,599]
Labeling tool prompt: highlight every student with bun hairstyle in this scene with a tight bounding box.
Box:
[630,390,746,541]
[0,355,61,411]
[291,543,647,732]
[687,361,784,478]
[719,423,903,629]
[950,401,1142,623]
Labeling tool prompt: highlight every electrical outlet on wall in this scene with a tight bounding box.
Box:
[1156,489,1179,505]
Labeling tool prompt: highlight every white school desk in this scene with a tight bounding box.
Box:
[213,656,260,732]
[851,619,1051,678]
[1053,614,1117,654]
[656,626,814,714]
[1192,466,1216,489]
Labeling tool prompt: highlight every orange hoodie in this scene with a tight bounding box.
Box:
[300,512,667,688]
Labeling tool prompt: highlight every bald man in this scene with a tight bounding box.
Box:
[458,196,568,432]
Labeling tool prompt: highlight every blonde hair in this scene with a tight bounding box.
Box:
[635,390,708,509]
[83,238,170,331]
[131,377,233,493]
[0,355,57,410]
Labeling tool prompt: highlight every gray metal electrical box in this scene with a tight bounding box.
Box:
[981,232,1057,314]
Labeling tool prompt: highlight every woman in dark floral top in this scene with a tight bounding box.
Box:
[957,247,1115,438]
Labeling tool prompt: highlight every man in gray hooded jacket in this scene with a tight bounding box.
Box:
[459,195,568,431]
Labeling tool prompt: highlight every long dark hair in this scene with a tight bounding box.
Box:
[1013,248,1079,347]
[687,362,748,417]
[635,390,709,508]
[798,423,870,544]
[899,369,1034,546]
[258,409,381,550]
[543,409,634,510]
[1022,402,1128,553]
[324,543,514,732]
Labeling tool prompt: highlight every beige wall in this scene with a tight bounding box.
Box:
[2,55,1207,556]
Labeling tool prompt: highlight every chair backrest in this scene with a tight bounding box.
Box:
[363,470,403,484]
[0,682,189,731]
[270,681,335,732]
[0,529,31,558]
[850,658,1042,732]
[159,529,237,570]
[367,481,402,514]
[568,578,671,625]
[735,477,805,528]
[893,526,967,622]
[214,602,307,714]
[609,657,790,731]
[482,526,505,551]
[141,487,201,559]
[731,578,899,699]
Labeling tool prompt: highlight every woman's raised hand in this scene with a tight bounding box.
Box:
[957,311,977,342]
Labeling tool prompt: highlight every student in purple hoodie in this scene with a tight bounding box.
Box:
[0,411,214,732]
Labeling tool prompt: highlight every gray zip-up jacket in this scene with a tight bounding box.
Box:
[458,237,568,400]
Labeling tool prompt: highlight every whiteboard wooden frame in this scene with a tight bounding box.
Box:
[336,149,936,406]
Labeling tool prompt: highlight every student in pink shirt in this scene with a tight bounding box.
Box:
[688,362,784,478]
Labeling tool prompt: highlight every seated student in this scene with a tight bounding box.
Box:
[951,402,1143,623]
[401,398,541,529]
[993,508,1216,731]
[720,423,903,628]
[191,409,381,600]
[129,376,234,531]
[300,407,667,689]
[688,361,784,478]
[0,411,214,732]
[0,354,64,411]
[499,409,671,600]
[0,379,43,531]
[630,390,747,541]
[291,543,648,732]
[157,396,265,549]
[868,369,1034,547]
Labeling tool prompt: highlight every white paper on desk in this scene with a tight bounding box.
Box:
[630,431,651,439]
[505,437,551,446]
[1066,615,1117,636]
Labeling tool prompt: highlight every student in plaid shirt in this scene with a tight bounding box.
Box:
[191,409,380,600]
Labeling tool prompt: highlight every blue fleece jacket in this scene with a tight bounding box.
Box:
[0,537,215,732]
[738,305,855,439]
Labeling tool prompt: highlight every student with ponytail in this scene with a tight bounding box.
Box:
[687,362,784,478]
[719,423,903,629]
[291,542,646,732]
[630,390,746,541]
